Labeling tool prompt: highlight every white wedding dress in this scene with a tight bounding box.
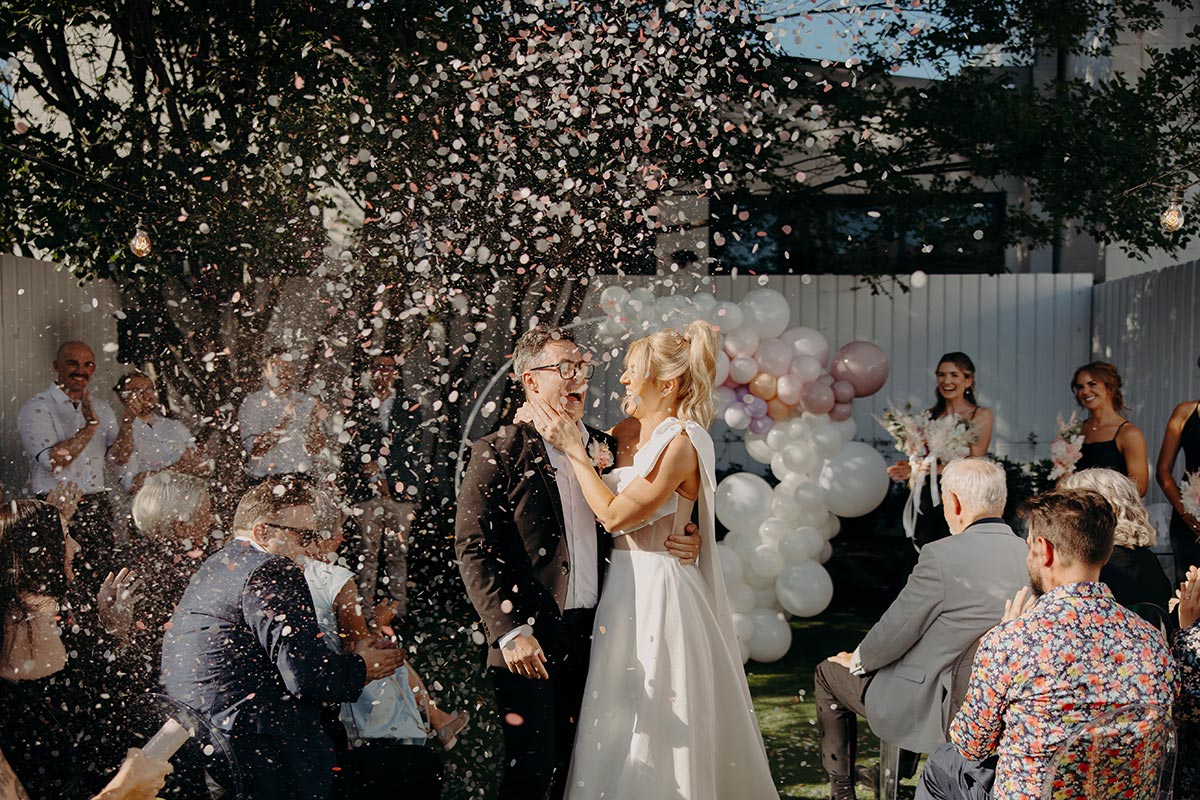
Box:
[565,417,779,800]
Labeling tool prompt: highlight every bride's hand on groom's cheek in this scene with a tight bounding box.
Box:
[665,523,701,565]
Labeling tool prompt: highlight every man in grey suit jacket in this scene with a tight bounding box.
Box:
[815,458,1029,800]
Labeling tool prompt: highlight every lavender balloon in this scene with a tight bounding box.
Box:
[743,395,768,419]
[750,416,775,434]
[830,341,890,398]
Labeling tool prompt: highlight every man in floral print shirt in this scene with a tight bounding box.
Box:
[917,488,1177,800]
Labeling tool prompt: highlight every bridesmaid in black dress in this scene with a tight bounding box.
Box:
[1156,366,1200,585]
[886,352,994,549]
[1070,361,1149,495]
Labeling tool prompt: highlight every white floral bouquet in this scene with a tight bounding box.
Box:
[1047,413,1085,480]
[924,413,977,461]
[876,405,930,462]
[1181,470,1200,521]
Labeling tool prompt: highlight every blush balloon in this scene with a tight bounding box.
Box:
[724,327,760,359]
[755,338,795,377]
[767,399,792,420]
[830,341,890,398]
[729,356,759,385]
[830,401,854,422]
[780,326,830,368]
[715,351,730,386]
[832,380,856,404]
[793,355,824,383]
[801,381,836,415]
[749,372,778,401]
[817,373,836,387]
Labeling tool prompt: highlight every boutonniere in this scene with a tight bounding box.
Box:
[588,440,614,471]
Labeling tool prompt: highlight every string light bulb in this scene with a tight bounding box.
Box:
[1160,187,1185,234]
[129,219,151,257]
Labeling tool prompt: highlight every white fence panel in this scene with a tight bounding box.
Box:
[1092,260,1200,504]
[0,255,123,497]
[582,273,1094,470]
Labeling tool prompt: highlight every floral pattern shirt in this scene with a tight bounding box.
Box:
[949,581,1177,800]
[1172,621,1200,796]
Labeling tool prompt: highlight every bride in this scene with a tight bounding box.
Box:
[527,320,779,799]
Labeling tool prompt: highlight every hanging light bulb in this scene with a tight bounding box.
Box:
[129,219,152,257]
[1160,187,1185,234]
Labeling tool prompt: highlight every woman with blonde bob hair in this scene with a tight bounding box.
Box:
[527,319,778,799]
[1059,468,1172,617]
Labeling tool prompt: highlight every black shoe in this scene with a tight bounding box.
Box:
[855,764,879,793]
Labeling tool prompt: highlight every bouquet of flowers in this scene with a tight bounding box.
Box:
[1047,413,1085,480]
[1180,470,1200,521]
[876,405,930,462]
[924,413,977,461]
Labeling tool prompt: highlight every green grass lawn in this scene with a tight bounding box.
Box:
[435,607,920,799]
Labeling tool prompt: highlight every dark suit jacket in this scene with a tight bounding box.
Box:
[455,422,616,668]
[340,392,422,504]
[160,539,366,739]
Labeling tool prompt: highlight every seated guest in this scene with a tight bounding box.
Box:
[1174,565,1200,796]
[816,458,1028,799]
[919,488,1177,800]
[119,471,214,690]
[295,508,468,800]
[340,354,421,618]
[238,350,327,478]
[160,477,405,800]
[0,499,171,800]
[1059,468,1172,618]
[108,372,211,493]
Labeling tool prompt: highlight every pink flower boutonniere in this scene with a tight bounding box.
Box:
[588,440,614,471]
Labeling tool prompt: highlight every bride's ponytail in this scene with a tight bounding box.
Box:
[680,320,718,427]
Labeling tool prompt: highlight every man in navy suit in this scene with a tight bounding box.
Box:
[162,477,405,800]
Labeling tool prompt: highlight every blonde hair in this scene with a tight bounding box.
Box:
[1058,468,1156,548]
[132,471,209,538]
[626,320,718,427]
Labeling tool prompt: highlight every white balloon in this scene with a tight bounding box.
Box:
[792,479,824,507]
[747,608,793,662]
[771,494,803,523]
[787,417,811,441]
[715,473,774,534]
[750,543,784,579]
[732,612,756,644]
[818,442,890,518]
[731,531,763,562]
[743,564,777,589]
[715,351,731,386]
[728,581,757,614]
[782,441,819,476]
[775,561,835,618]
[780,526,825,564]
[781,326,831,367]
[817,541,833,564]
[832,416,858,443]
[599,285,630,314]
[765,427,790,451]
[716,544,744,587]
[744,432,775,464]
[758,517,791,544]
[770,452,791,481]
[724,403,752,430]
[822,515,842,540]
[729,356,759,385]
[812,424,844,458]
[795,503,830,528]
[713,301,744,334]
[754,587,784,612]
[692,294,718,316]
[738,289,792,339]
[722,529,745,549]
[724,327,760,359]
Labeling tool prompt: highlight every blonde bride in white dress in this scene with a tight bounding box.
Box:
[527,320,779,800]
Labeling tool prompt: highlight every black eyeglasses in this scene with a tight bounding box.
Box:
[266,521,330,540]
[529,361,595,380]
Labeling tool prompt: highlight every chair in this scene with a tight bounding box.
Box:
[1128,602,1172,639]
[879,637,982,800]
[122,692,245,799]
[1040,703,1175,800]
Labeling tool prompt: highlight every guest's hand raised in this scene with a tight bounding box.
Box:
[666,522,702,565]
[527,395,582,456]
[97,568,141,640]
[1177,565,1200,630]
[1001,586,1037,623]
[48,479,82,525]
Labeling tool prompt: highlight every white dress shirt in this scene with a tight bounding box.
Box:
[238,389,317,478]
[18,383,118,495]
[499,421,601,649]
[119,413,195,490]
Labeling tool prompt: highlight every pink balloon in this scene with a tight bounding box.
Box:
[830,401,854,421]
[780,326,830,368]
[722,375,739,389]
[729,356,759,385]
[801,381,835,415]
[793,355,824,382]
[755,338,795,377]
[830,341,890,398]
[832,379,855,404]
[776,374,804,406]
[817,373,836,387]
[715,351,730,386]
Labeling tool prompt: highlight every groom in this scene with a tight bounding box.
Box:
[455,326,699,800]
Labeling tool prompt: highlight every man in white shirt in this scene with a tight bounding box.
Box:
[455,326,699,800]
[238,349,327,478]
[17,340,119,595]
[108,371,210,492]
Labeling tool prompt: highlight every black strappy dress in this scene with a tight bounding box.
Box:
[1170,402,1200,585]
[1076,420,1130,474]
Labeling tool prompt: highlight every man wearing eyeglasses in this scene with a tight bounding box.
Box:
[455,325,700,800]
[162,477,405,800]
